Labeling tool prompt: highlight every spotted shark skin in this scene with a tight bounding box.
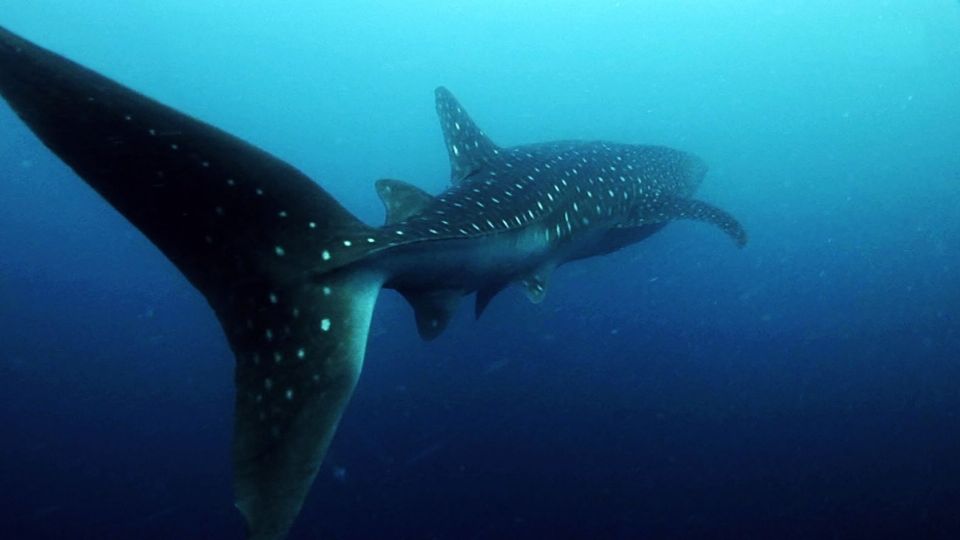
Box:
[0,27,745,540]
[376,88,746,329]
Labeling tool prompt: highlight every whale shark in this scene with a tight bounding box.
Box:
[0,26,746,539]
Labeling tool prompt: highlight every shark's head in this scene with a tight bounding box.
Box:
[684,152,709,188]
[619,144,708,199]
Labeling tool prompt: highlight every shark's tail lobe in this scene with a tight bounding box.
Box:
[0,26,384,539]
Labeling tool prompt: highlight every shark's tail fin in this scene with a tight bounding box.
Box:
[0,27,383,539]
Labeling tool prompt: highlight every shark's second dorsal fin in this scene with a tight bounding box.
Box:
[375,179,434,225]
[435,87,500,184]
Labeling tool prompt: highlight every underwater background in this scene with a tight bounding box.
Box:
[1,1,959,538]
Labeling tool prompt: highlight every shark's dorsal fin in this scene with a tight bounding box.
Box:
[637,197,748,247]
[400,288,463,340]
[435,87,500,184]
[375,179,434,225]
[520,266,553,304]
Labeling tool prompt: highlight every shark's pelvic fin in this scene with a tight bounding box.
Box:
[0,26,384,540]
[434,86,501,184]
[399,288,463,340]
[375,178,434,225]
[475,282,508,319]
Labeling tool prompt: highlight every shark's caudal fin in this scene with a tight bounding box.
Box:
[0,27,382,539]
[435,86,501,183]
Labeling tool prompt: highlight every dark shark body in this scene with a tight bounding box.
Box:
[0,27,745,540]
[370,89,744,335]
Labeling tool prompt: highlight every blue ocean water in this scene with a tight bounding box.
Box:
[1,1,959,538]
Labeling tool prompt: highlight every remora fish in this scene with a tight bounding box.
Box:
[0,27,746,539]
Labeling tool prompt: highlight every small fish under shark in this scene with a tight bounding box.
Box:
[0,27,746,540]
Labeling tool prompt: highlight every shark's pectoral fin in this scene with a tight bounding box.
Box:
[375,179,434,225]
[435,87,501,184]
[400,288,463,340]
[0,26,385,540]
[644,197,747,247]
[519,266,553,304]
